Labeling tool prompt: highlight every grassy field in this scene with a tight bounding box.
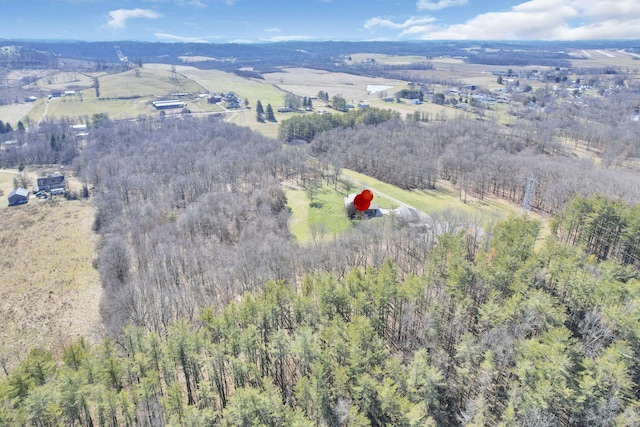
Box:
[262,67,406,104]
[0,191,102,373]
[286,183,354,244]
[0,103,34,127]
[1,168,103,371]
[283,168,552,251]
[342,169,550,229]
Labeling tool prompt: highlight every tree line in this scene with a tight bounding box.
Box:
[2,217,639,425]
[278,107,400,143]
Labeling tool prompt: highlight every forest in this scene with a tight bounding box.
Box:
[1,48,640,424]
[2,217,640,425]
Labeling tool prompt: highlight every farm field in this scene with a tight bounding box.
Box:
[262,67,406,104]
[342,169,550,229]
[0,103,34,127]
[3,61,512,133]
[347,53,430,65]
[285,181,398,244]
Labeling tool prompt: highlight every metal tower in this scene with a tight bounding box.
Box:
[521,176,535,212]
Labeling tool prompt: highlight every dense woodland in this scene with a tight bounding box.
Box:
[1,41,640,424]
[2,217,640,425]
[1,111,639,425]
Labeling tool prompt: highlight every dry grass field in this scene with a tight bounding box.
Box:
[0,200,103,370]
[261,67,406,104]
[0,103,34,127]
[0,169,103,373]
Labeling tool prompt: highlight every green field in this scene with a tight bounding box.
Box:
[342,169,528,227]
[286,184,353,244]
[283,161,542,244]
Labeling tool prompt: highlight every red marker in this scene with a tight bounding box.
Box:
[353,190,373,211]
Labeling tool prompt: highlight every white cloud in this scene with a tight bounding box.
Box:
[107,9,161,29]
[143,0,207,6]
[262,35,318,42]
[416,0,468,11]
[389,0,640,40]
[154,32,208,42]
[365,16,436,30]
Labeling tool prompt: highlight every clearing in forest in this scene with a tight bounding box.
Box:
[0,170,103,373]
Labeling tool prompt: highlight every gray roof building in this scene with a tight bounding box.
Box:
[8,187,29,206]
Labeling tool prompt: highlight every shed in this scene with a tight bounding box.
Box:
[8,187,29,206]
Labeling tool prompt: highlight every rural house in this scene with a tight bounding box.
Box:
[8,187,29,206]
[36,174,65,192]
[344,193,382,220]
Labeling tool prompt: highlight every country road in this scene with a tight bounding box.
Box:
[38,97,58,124]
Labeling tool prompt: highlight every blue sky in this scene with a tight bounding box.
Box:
[1,0,639,42]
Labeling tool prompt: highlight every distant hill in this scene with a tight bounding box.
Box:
[3,39,639,73]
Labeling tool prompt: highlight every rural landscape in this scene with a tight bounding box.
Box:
[1,38,640,425]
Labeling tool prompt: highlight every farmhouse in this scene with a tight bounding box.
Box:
[36,174,65,192]
[8,187,29,206]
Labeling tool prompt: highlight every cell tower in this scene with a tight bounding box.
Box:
[521,176,535,212]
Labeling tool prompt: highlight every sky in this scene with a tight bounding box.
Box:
[1,0,639,43]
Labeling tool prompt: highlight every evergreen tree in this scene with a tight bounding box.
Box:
[256,100,265,122]
[265,104,276,122]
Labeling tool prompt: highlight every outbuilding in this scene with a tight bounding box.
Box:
[152,100,186,110]
[8,187,29,206]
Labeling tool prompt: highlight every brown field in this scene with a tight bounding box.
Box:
[0,169,103,373]
[262,67,406,103]
[27,71,96,92]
